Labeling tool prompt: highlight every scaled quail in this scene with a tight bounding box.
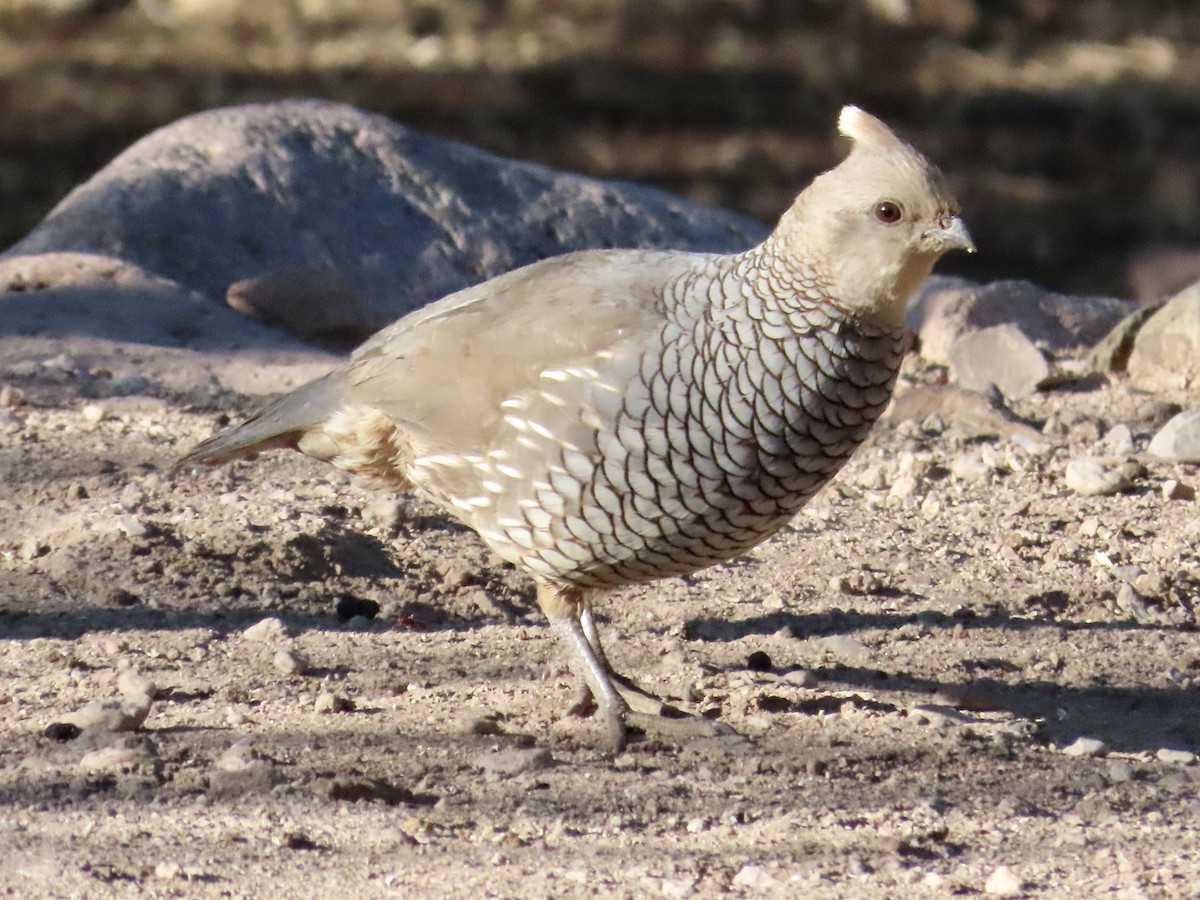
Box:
[178,106,974,751]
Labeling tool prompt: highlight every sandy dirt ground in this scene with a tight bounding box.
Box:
[1,330,1199,899]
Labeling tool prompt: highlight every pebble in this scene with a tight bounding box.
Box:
[746,650,772,672]
[314,691,354,713]
[1116,584,1153,622]
[888,474,921,502]
[731,864,780,890]
[214,738,264,773]
[61,695,152,733]
[984,865,1023,896]
[1162,479,1196,501]
[80,403,108,424]
[209,739,281,798]
[273,648,308,676]
[43,722,81,742]
[856,465,886,490]
[243,617,288,642]
[117,669,156,701]
[1064,458,1128,496]
[0,384,24,407]
[1156,748,1197,765]
[818,634,872,664]
[113,516,148,539]
[1106,759,1135,783]
[951,452,992,483]
[1100,423,1136,455]
[783,669,819,689]
[1148,411,1200,461]
[474,747,555,777]
[1062,736,1108,757]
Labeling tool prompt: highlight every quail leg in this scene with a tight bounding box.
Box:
[538,584,732,752]
[569,600,687,717]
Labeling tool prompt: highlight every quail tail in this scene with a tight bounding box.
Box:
[175,372,346,469]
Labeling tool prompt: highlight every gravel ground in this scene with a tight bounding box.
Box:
[1,336,1199,898]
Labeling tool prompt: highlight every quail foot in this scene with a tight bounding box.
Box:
[178,106,973,752]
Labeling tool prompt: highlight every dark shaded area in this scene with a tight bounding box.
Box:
[2,1,1200,298]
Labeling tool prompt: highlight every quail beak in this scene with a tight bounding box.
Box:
[930,216,976,254]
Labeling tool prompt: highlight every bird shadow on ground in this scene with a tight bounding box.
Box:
[685,607,1199,755]
[813,662,1198,756]
[683,605,1181,642]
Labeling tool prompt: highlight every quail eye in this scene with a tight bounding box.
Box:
[874,201,903,224]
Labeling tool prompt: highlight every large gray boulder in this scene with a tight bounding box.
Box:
[3,99,768,336]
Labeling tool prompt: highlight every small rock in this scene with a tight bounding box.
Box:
[1148,411,1200,461]
[117,669,156,701]
[984,865,1023,896]
[215,738,263,773]
[1062,736,1108,757]
[731,864,780,891]
[60,695,152,733]
[855,465,886,490]
[1106,759,1135,783]
[1116,584,1153,622]
[314,691,354,714]
[474,747,555,777]
[1156,748,1197,766]
[818,635,872,664]
[209,739,282,798]
[1100,423,1136,456]
[273,648,308,676]
[947,323,1050,400]
[951,452,992,482]
[1162,479,1196,501]
[1065,458,1129,496]
[782,669,819,689]
[1083,303,1162,373]
[909,279,1129,367]
[113,516,148,539]
[1128,285,1200,393]
[0,384,25,407]
[887,474,921,502]
[80,403,108,424]
[243,617,288,642]
[43,722,82,742]
[746,650,772,672]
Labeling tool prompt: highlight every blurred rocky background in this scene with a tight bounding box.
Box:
[2,0,1199,301]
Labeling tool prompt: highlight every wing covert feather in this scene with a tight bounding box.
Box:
[343,250,699,448]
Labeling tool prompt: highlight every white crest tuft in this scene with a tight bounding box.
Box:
[837,105,902,152]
